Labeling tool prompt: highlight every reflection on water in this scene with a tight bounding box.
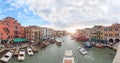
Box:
[8,35,115,63]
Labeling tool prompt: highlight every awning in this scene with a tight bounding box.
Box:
[91,38,97,41]
[13,38,26,43]
[1,40,8,42]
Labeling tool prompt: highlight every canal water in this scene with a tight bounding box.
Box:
[8,35,115,63]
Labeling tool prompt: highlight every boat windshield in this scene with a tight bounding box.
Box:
[4,55,9,58]
[66,56,72,58]
[20,54,24,56]
[21,49,24,51]
[81,49,86,52]
[29,50,32,52]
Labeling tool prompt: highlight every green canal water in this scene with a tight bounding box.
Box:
[7,35,115,63]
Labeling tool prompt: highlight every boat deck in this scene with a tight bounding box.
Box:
[63,58,73,63]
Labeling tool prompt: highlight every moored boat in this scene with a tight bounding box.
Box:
[27,47,34,56]
[78,47,88,55]
[62,50,75,63]
[0,50,13,62]
[18,49,25,61]
[84,41,92,48]
[95,43,105,48]
[56,39,62,46]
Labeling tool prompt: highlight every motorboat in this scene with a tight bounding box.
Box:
[78,47,88,55]
[18,49,25,61]
[0,50,13,62]
[27,47,34,56]
[62,50,75,63]
[84,41,92,48]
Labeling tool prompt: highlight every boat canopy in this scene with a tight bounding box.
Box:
[13,38,26,43]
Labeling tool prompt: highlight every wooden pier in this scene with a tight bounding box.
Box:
[0,48,5,54]
[14,47,20,56]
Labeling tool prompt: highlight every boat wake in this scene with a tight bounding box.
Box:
[85,55,94,61]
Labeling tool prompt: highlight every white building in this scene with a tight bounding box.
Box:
[40,27,56,40]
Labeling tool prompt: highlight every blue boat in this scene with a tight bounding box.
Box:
[84,41,92,48]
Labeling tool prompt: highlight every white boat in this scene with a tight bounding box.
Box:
[0,51,13,62]
[18,49,25,61]
[27,47,34,56]
[62,50,75,63]
[78,47,88,55]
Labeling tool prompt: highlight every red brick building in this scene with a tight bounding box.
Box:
[0,17,25,41]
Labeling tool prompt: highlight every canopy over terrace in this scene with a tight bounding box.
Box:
[91,38,107,43]
[13,38,27,43]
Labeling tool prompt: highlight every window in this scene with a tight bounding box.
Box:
[115,34,119,36]
[109,34,113,36]
[1,33,3,35]
[105,34,108,36]
[115,28,119,31]
[109,28,112,31]
[104,28,108,31]
[6,23,10,27]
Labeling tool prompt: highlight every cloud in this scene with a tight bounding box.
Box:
[6,0,120,30]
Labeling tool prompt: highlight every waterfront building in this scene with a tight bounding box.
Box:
[90,25,104,41]
[104,23,120,44]
[82,28,91,39]
[0,17,25,41]
[56,30,67,37]
[40,27,56,40]
[25,26,41,42]
[40,27,48,40]
[72,29,89,41]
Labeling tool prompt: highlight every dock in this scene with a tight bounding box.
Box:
[30,45,38,52]
[14,47,20,56]
[0,48,5,54]
[43,41,50,46]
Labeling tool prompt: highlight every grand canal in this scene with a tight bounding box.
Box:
[8,35,115,63]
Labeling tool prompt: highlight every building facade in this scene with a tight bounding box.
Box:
[56,30,67,37]
[82,28,91,39]
[25,26,41,42]
[90,25,104,40]
[0,17,25,41]
[40,27,56,40]
[104,23,120,43]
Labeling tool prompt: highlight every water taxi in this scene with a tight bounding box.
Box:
[18,49,25,61]
[62,50,75,63]
[0,50,13,62]
[84,41,92,48]
[27,47,34,56]
[78,47,88,55]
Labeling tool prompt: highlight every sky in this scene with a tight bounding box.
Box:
[0,0,120,33]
